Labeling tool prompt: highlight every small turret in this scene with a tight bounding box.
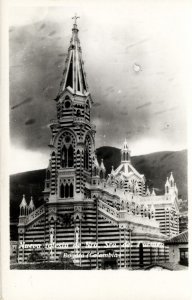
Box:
[28,196,35,214]
[165,177,170,194]
[151,188,156,196]
[169,172,174,187]
[145,186,150,196]
[99,158,106,180]
[19,195,28,216]
[92,154,100,176]
[111,165,115,175]
[121,139,131,163]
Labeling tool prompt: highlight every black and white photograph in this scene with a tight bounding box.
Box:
[9,2,189,271]
[1,0,192,298]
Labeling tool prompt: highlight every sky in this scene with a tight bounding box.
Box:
[9,0,191,174]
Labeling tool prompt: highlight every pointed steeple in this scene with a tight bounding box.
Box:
[59,15,88,96]
[19,194,27,208]
[93,154,99,168]
[19,195,28,216]
[145,186,150,196]
[151,188,156,196]
[165,177,170,187]
[121,139,131,163]
[165,177,170,194]
[100,158,106,171]
[28,196,35,213]
[111,165,115,175]
[169,172,174,187]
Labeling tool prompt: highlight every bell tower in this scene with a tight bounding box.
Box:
[44,16,96,202]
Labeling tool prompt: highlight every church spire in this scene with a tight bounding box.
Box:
[59,15,88,96]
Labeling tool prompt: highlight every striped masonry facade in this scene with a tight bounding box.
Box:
[18,201,169,267]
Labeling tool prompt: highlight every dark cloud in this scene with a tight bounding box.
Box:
[9,20,185,154]
[154,106,178,115]
[125,131,132,136]
[136,125,150,133]
[55,59,63,66]
[25,118,36,125]
[136,102,151,110]
[39,24,46,30]
[120,111,128,115]
[11,97,33,110]
[48,30,56,36]
[105,86,114,92]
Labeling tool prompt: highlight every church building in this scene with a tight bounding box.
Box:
[17,18,179,269]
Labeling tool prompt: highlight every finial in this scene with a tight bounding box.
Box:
[72,14,80,27]
[152,188,156,196]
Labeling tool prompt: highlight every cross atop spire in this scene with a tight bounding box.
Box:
[72,14,80,26]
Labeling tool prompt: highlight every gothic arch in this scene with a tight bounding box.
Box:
[52,128,77,149]
[83,131,94,148]
[58,131,76,168]
[59,179,74,199]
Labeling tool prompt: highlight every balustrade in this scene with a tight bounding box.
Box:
[25,205,45,225]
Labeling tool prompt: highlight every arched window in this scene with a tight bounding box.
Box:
[20,207,24,216]
[70,183,73,197]
[60,135,74,168]
[93,167,97,176]
[65,183,69,198]
[100,170,103,179]
[77,109,81,117]
[65,100,71,109]
[61,145,67,168]
[68,145,74,167]
[84,147,89,170]
[60,183,65,198]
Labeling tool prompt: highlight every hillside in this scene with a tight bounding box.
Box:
[10,148,187,225]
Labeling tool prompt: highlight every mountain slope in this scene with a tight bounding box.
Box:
[10,148,187,223]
